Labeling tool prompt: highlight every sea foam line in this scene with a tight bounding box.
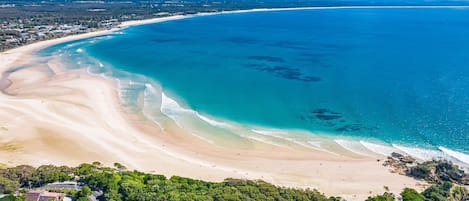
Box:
[392,144,446,161]
[334,139,377,157]
[360,141,402,156]
[439,146,469,165]
[195,112,232,129]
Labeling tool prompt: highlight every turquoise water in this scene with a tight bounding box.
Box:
[39,7,469,165]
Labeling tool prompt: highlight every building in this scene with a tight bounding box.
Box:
[44,181,80,190]
[25,191,63,201]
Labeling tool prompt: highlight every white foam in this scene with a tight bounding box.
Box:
[392,144,446,161]
[115,78,125,101]
[160,92,194,118]
[251,129,336,154]
[195,112,232,129]
[98,62,104,67]
[190,132,215,144]
[360,141,401,156]
[302,140,341,156]
[251,129,286,137]
[335,139,376,157]
[307,140,322,148]
[245,136,287,147]
[143,83,157,93]
[76,48,84,53]
[128,80,145,86]
[252,129,291,141]
[99,73,108,79]
[140,84,164,128]
[439,146,469,165]
[250,129,299,144]
[143,84,160,101]
[86,66,92,75]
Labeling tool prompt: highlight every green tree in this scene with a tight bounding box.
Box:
[74,185,92,200]
[422,182,453,201]
[0,195,24,201]
[450,186,469,201]
[401,188,424,201]
[0,176,19,194]
[104,189,122,201]
[0,165,35,187]
[365,192,395,201]
[33,165,72,186]
[113,163,126,171]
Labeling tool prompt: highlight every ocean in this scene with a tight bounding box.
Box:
[38,7,469,166]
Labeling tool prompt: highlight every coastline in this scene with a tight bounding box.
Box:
[0,7,435,200]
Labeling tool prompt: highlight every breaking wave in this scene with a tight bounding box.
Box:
[439,146,469,165]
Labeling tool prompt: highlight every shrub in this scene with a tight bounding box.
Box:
[401,188,424,201]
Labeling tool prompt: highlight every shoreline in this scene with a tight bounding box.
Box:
[0,6,451,200]
[3,4,469,60]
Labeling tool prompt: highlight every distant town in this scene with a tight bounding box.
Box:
[0,0,321,51]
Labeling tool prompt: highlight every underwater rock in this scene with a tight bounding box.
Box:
[244,64,321,83]
[335,124,363,132]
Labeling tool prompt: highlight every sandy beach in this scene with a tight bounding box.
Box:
[0,9,425,200]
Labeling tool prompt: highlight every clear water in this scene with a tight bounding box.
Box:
[38,7,469,164]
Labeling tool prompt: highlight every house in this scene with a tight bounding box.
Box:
[44,181,80,190]
[25,191,63,201]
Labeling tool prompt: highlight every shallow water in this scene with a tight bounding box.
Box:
[38,7,469,165]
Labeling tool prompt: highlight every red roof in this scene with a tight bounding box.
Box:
[25,190,62,201]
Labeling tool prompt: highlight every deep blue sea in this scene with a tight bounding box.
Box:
[38,7,469,165]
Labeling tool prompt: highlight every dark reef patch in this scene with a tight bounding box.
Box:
[309,109,343,121]
[311,108,341,115]
[247,56,285,63]
[297,108,378,133]
[315,114,342,120]
[301,76,322,82]
[335,124,378,132]
[335,124,363,132]
[244,63,321,83]
[299,108,343,122]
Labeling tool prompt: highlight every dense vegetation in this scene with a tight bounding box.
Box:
[0,162,340,201]
[0,161,468,201]
[366,182,469,201]
[377,155,469,201]
[407,160,469,185]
